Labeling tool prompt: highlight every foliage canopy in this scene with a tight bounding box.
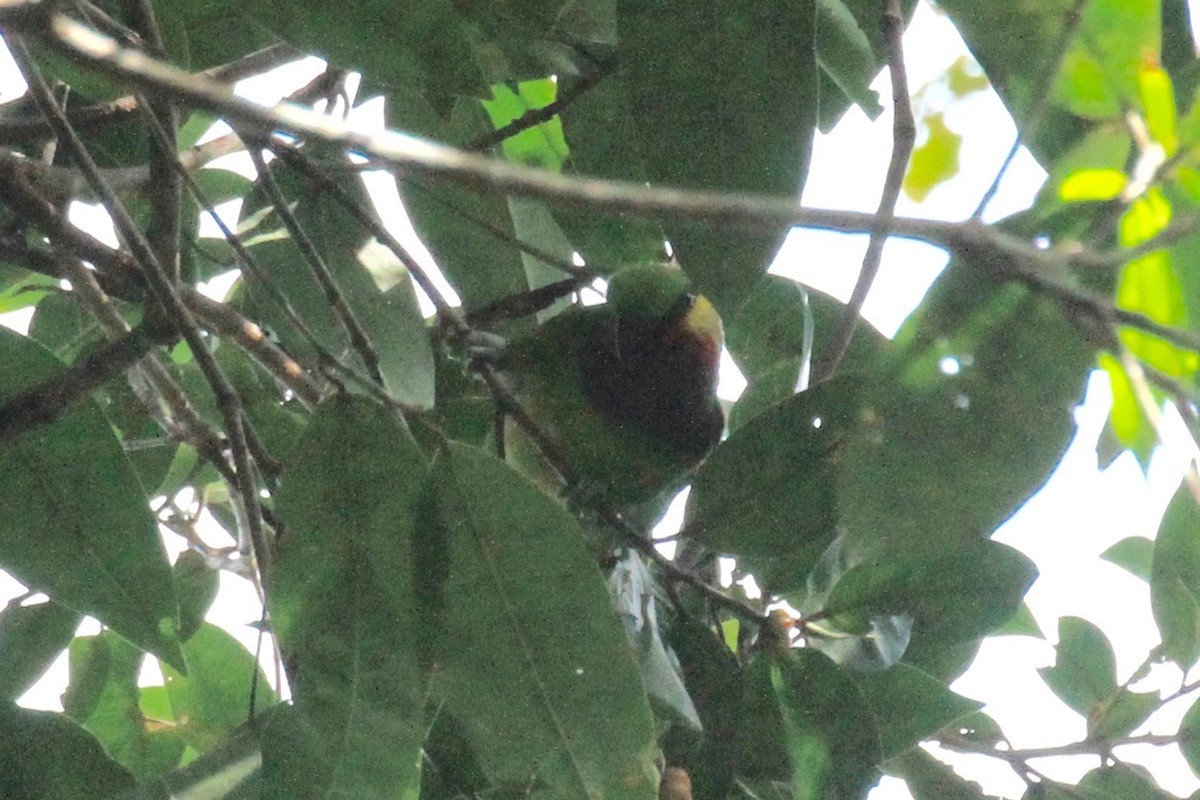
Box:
[1,1,1200,799]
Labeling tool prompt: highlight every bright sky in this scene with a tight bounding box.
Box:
[3,3,1200,798]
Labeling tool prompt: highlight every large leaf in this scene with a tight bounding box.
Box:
[841,262,1091,560]
[615,0,819,314]
[1152,485,1200,668]
[0,599,80,702]
[264,395,431,800]
[688,377,860,594]
[0,703,134,800]
[427,443,658,800]
[0,328,183,669]
[390,93,532,322]
[666,619,745,800]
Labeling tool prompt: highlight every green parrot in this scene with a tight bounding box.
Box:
[497,263,725,506]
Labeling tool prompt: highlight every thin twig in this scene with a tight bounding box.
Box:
[812,0,914,384]
[7,34,273,580]
[247,144,386,386]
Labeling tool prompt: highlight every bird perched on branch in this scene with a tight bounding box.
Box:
[495,264,725,506]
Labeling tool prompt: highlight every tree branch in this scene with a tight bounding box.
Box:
[812,0,914,384]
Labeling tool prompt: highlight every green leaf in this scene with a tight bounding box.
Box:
[813,0,884,118]
[790,535,913,670]
[1180,695,1200,778]
[394,95,531,319]
[771,650,882,800]
[824,539,1038,647]
[887,748,990,800]
[615,0,819,314]
[1056,0,1161,119]
[0,703,134,800]
[555,75,671,270]
[265,394,431,800]
[428,443,658,800]
[0,267,55,314]
[1076,763,1175,799]
[1037,616,1118,719]
[1098,353,1157,461]
[0,328,183,670]
[0,599,80,701]
[1090,687,1159,740]
[1152,485,1200,668]
[481,80,569,172]
[1059,168,1129,202]
[992,601,1044,638]
[1139,65,1179,155]
[842,258,1091,560]
[162,623,276,755]
[689,377,861,594]
[62,632,186,780]
[854,664,982,758]
[1101,536,1155,582]
[246,0,485,99]
[173,551,219,643]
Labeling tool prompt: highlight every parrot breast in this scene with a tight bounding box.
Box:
[579,292,724,464]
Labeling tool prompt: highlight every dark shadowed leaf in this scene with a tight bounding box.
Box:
[246,0,484,99]
[772,649,882,800]
[172,551,219,643]
[615,0,819,314]
[0,702,134,800]
[841,264,1090,561]
[825,540,1037,649]
[689,377,861,594]
[0,599,80,702]
[0,328,183,669]
[887,748,991,800]
[428,443,658,800]
[265,395,431,800]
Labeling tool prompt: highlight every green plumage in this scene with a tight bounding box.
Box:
[500,265,725,505]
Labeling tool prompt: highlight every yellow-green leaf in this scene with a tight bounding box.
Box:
[1118,188,1171,246]
[1059,168,1128,202]
[904,113,961,202]
[1138,64,1178,156]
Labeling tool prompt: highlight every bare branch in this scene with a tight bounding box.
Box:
[812,0,915,384]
